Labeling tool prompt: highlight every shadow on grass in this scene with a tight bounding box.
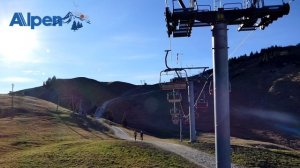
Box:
[187,140,300,168]
[50,110,115,139]
[0,108,51,119]
[10,141,42,149]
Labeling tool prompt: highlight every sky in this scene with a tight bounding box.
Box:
[0,0,299,93]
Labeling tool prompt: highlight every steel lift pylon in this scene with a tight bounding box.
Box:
[164,0,290,167]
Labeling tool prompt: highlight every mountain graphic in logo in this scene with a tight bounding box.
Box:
[62,12,91,31]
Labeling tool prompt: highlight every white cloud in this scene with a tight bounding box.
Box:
[22,70,44,76]
[0,77,35,83]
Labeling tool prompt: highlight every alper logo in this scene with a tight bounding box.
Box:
[9,13,62,29]
[9,12,90,31]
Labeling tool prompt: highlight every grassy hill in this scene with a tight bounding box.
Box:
[16,78,180,138]
[16,44,300,150]
[0,95,199,167]
[228,45,300,147]
[107,44,300,149]
[17,77,136,115]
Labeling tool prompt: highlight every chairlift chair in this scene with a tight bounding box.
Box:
[183,115,189,125]
[159,69,187,91]
[171,113,179,125]
[160,81,187,91]
[196,97,208,109]
[170,108,181,115]
[195,111,200,119]
[167,91,182,103]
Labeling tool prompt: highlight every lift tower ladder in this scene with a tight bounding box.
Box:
[165,0,290,167]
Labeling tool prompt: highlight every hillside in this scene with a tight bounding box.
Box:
[17,44,300,149]
[106,44,300,149]
[17,77,136,116]
[0,95,113,156]
[228,45,300,146]
[16,78,179,137]
[0,95,199,168]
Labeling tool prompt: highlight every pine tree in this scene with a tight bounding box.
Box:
[122,116,128,128]
[71,21,77,31]
[77,21,83,29]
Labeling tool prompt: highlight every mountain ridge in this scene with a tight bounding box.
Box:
[16,44,300,149]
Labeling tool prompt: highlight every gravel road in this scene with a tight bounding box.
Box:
[107,123,244,168]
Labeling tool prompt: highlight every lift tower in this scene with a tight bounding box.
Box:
[165,0,289,167]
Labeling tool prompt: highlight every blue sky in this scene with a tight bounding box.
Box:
[0,0,299,93]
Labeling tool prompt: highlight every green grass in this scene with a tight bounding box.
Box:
[0,95,199,168]
[186,141,300,168]
[231,146,300,168]
[0,140,198,168]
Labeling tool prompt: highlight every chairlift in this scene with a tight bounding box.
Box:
[184,118,189,125]
[159,68,188,91]
[183,115,189,125]
[161,82,187,90]
[196,94,208,109]
[194,71,211,109]
[195,111,200,119]
[170,107,181,115]
[209,80,213,96]
[172,115,179,125]
[172,119,179,125]
[167,91,182,103]
[196,100,208,109]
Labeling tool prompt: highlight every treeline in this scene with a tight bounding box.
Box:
[43,76,57,88]
[229,43,300,66]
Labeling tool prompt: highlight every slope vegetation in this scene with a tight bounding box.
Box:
[16,44,300,149]
[0,95,199,168]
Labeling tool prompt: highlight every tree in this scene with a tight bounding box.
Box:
[44,76,57,88]
[51,76,57,85]
[104,110,114,121]
[45,77,52,87]
[77,21,83,29]
[52,76,56,81]
[71,21,78,31]
[249,51,254,57]
[121,116,128,128]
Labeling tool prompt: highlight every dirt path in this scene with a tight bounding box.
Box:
[105,122,244,168]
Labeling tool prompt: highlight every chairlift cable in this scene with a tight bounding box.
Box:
[194,80,208,106]
[230,31,254,57]
[167,37,173,63]
[194,74,212,107]
[176,53,179,65]
[209,79,213,95]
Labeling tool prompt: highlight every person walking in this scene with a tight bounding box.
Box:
[140,130,144,141]
[134,130,137,141]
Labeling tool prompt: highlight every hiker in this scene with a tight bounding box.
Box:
[134,130,137,141]
[140,130,144,141]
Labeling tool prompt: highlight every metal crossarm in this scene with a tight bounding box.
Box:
[165,2,290,37]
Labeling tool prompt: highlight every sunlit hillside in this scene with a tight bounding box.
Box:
[0,95,199,168]
[17,44,300,150]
